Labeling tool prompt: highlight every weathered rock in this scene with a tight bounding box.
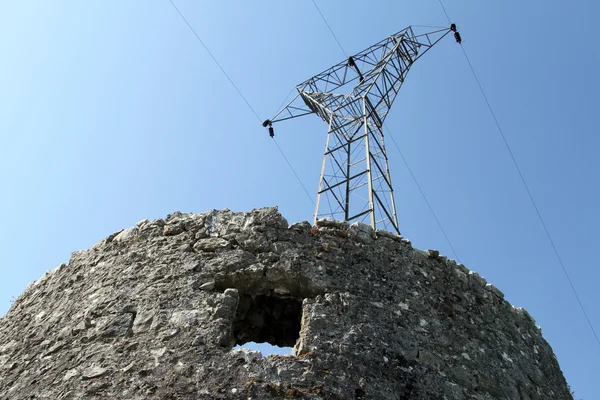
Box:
[351,221,375,244]
[316,217,348,229]
[468,270,487,287]
[113,227,137,242]
[163,223,184,236]
[0,207,572,399]
[82,366,109,380]
[486,283,505,299]
[193,237,231,252]
[376,229,402,242]
[230,348,263,363]
[182,261,202,272]
[426,249,440,258]
[198,281,215,291]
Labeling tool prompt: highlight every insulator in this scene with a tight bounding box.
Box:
[454,32,462,44]
[450,23,457,32]
[348,56,356,67]
[268,127,274,137]
[262,119,271,127]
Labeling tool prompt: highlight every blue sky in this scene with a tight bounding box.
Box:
[1,1,598,397]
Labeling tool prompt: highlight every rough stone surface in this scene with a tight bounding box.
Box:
[0,207,571,399]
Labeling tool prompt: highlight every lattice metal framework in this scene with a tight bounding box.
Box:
[265,25,455,234]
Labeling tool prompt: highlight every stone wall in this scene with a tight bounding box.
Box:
[0,207,572,399]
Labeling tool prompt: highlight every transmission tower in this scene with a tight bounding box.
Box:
[264,25,460,234]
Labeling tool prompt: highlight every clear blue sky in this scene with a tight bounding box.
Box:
[1,1,598,397]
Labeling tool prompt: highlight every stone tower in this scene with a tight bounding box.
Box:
[0,207,572,399]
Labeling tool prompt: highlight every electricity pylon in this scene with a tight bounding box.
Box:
[264,25,459,234]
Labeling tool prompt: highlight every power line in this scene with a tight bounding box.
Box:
[273,138,316,206]
[386,126,461,263]
[274,88,296,118]
[310,0,348,57]
[461,44,600,347]
[437,0,451,24]
[437,0,600,347]
[167,0,261,123]
[167,0,315,207]
[309,0,461,259]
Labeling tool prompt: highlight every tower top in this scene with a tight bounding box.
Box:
[266,25,459,233]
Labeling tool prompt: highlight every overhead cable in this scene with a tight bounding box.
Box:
[310,0,348,57]
[167,0,315,207]
[386,126,461,263]
[438,0,600,347]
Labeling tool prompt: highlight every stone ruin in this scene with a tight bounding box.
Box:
[0,207,572,399]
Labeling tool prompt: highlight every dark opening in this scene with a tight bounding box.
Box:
[233,293,302,348]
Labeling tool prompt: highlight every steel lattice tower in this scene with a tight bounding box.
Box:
[264,25,459,234]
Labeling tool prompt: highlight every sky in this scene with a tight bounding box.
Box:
[0,0,598,397]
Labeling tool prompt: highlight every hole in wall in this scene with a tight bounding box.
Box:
[233,342,293,356]
[233,293,302,349]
